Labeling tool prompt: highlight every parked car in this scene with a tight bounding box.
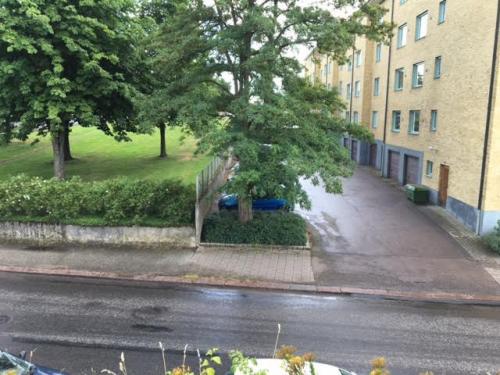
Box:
[0,350,68,375]
[218,194,289,211]
[233,358,356,375]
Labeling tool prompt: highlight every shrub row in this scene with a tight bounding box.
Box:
[484,221,500,255]
[0,175,195,227]
[202,211,308,246]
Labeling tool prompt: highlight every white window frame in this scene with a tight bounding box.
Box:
[372,111,379,129]
[397,24,407,48]
[438,0,446,24]
[395,68,404,91]
[434,56,442,79]
[416,11,429,40]
[353,111,359,124]
[426,161,434,177]
[374,77,380,96]
[431,110,438,131]
[355,50,362,67]
[376,43,382,62]
[354,81,361,97]
[409,110,421,134]
[412,62,425,88]
[392,111,401,132]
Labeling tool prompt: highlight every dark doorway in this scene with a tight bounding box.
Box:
[404,155,419,185]
[439,164,450,207]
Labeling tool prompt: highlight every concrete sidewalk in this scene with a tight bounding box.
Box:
[0,239,499,304]
[0,242,314,284]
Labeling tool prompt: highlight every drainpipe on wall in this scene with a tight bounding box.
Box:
[381,0,396,177]
[349,44,356,122]
[477,0,500,235]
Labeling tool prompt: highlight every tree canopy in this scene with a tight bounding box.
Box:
[0,0,145,178]
[143,0,392,221]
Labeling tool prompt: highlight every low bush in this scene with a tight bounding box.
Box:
[0,175,195,227]
[484,221,500,255]
[202,210,307,246]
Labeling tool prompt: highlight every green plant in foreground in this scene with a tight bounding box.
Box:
[484,221,500,255]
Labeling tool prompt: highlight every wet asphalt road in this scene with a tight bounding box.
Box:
[0,272,499,375]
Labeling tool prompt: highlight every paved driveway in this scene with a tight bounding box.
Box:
[298,167,500,295]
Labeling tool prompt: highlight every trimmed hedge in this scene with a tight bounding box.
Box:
[0,175,195,227]
[484,221,500,255]
[202,211,308,246]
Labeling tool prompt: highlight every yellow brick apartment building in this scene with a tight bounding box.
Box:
[304,0,500,235]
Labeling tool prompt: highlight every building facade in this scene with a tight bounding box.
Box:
[304,0,500,235]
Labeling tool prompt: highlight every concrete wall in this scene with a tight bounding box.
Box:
[0,222,196,248]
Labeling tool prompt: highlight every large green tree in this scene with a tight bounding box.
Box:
[136,0,217,159]
[145,0,392,222]
[0,0,144,179]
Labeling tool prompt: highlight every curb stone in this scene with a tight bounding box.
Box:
[0,265,499,306]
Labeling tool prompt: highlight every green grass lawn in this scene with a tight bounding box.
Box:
[0,126,210,184]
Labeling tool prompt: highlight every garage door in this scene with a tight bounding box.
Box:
[404,156,419,185]
[388,151,400,180]
[369,144,377,168]
[351,140,358,161]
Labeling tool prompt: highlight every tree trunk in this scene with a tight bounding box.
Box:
[159,122,167,158]
[238,196,253,223]
[51,129,65,180]
[63,123,73,161]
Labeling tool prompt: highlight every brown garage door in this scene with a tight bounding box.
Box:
[369,144,377,168]
[404,156,419,185]
[351,140,358,161]
[388,151,400,180]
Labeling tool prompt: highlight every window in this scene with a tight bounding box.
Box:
[438,0,446,24]
[345,111,350,120]
[346,83,351,98]
[416,11,429,40]
[327,83,331,90]
[400,0,407,4]
[409,110,421,134]
[353,111,359,123]
[339,81,343,95]
[374,77,380,96]
[354,81,361,97]
[392,111,401,132]
[348,57,352,71]
[397,24,408,48]
[355,50,362,67]
[412,62,425,88]
[372,111,379,129]
[376,43,382,62]
[431,110,438,131]
[434,56,442,79]
[395,68,404,91]
[426,161,434,177]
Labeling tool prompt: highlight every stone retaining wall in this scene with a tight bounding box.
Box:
[0,221,196,248]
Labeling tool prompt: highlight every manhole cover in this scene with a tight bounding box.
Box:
[0,315,11,324]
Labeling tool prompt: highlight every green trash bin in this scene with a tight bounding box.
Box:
[404,184,429,204]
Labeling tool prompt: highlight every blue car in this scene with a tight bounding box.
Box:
[0,350,69,375]
[218,194,288,211]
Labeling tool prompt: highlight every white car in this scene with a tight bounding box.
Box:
[234,358,356,375]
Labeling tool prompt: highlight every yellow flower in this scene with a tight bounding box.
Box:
[276,345,297,359]
[302,352,316,362]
